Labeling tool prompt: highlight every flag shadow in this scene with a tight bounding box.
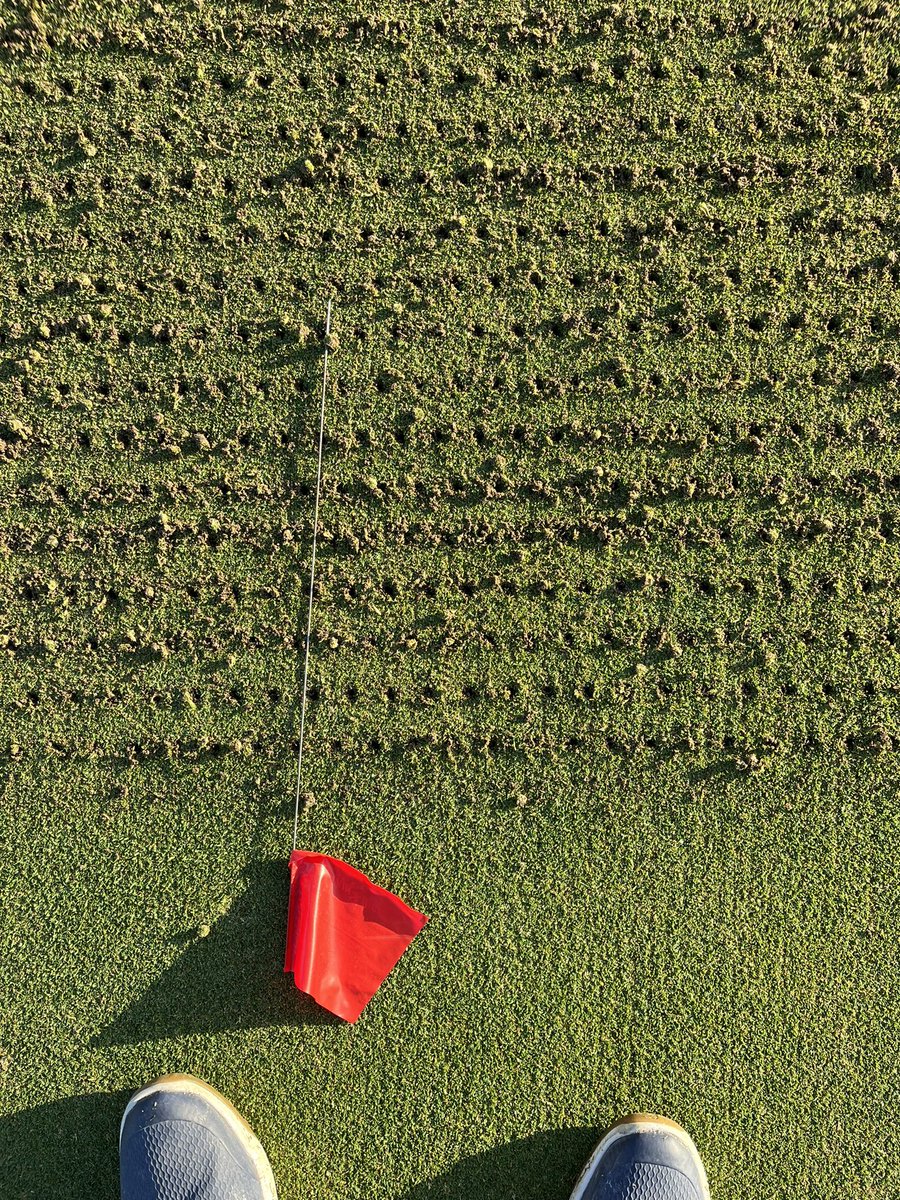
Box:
[0,1089,129,1200]
[398,1126,599,1200]
[94,860,341,1046]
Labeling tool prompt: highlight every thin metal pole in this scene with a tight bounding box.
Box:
[293,299,331,849]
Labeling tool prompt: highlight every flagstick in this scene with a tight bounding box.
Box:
[293,299,331,849]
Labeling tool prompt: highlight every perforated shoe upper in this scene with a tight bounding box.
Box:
[120,1086,272,1200]
[591,1159,701,1200]
[576,1126,707,1200]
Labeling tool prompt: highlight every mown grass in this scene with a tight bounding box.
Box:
[1,2,900,1196]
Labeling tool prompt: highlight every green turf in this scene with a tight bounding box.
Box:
[2,2,900,1196]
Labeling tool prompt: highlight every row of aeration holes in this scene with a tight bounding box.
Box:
[158,302,897,345]
[344,411,890,453]
[18,72,279,100]
[14,265,399,308]
[16,580,255,605]
[1,485,882,538]
[7,377,873,454]
[13,516,898,561]
[9,8,844,65]
[6,621,883,660]
[48,376,274,401]
[320,417,867,452]
[7,672,894,711]
[12,64,615,100]
[339,308,891,340]
[24,432,897,482]
[324,625,874,657]
[29,44,890,103]
[97,161,891,207]
[283,115,899,174]
[333,677,890,706]
[12,412,895,468]
[342,465,900,505]
[557,627,891,652]
[12,684,270,709]
[21,264,283,296]
[217,156,899,204]
[265,729,898,760]
[10,569,891,617]
[343,573,882,602]
[15,476,306,508]
[0,416,824,464]
[38,150,871,214]
[344,565,900,597]
[139,158,883,207]
[30,64,482,104]
[10,243,881,328]
[12,239,859,301]
[5,729,893,764]
[4,506,884,557]
[23,302,860,356]
[0,626,314,654]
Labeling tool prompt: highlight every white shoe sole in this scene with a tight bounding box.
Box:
[569,1113,710,1200]
[120,1073,278,1199]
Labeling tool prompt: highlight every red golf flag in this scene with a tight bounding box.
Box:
[284,850,428,1022]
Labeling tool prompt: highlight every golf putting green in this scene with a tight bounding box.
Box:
[1,3,899,1196]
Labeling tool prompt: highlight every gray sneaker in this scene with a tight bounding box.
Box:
[120,1074,277,1200]
[569,1114,709,1200]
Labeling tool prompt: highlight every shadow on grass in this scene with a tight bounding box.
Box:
[0,1103,597,1200]
[0,1088,129,1200]
[686,759,741,784]
[93,861,341,1047]
[398,1126,598,1200]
